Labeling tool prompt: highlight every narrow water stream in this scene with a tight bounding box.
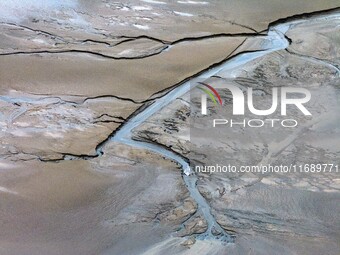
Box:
[100,14,337,241]
[105,23,289,241]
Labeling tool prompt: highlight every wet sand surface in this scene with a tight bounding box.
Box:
[0,155,183,255]
[0,1,339,255]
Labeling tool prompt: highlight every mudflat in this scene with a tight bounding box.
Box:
[0,1,339,255]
